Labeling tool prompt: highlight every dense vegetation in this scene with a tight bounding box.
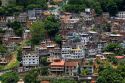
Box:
[51,79,77,83]
[0,44,7,55]
[63,0,125,16]
[30,15,61,45]
[44,15,61,37]
[7,21,23,37]
[104,43,125,55]
[30,21,45,45]
[97,64,125,83]
[96,43,125,83]
[24,68,48,83]
[0,0,47,16]
[1,71,19,83]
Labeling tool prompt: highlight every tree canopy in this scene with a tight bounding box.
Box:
[24,69,40,83]
[0,44,6,55]
[97,66,124,83]
[0,0,47,16]
[7,21,23,37]
[44,15,61,37]
[104,43,124,55]
[63,0,125,16]
[54,34,62,45]
[24,68,48,83]
[30,21,45,45]
[1,71,19,83]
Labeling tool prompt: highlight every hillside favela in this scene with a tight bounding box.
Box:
[1,0,125,83]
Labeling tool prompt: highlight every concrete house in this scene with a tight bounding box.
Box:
[65,61,79,76]
[22,46,39,71]
[61,44,85,60]
[50,59,65,75]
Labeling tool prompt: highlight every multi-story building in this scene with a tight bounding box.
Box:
[79,33,90,45]
[22,46,39,70]
[50,59,65,75]
[80,8,95,26]
[61,44,85,60]
[36,39,61,62]
[22,53,39,66]
[116,11,125,19]
[6,16,15,22]
[27,10,37,22]
[0,16,7,29]
[65,61,79,76]
[60,13,80,36]
[23,30,31,40]
[48,47,62,62]
[80,59,94,75]
[17,12,27,23]
[36,39,60,56]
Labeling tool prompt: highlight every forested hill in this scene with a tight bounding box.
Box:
[0,0,47,16]
[63,0,125,16]
[1,0,125,16]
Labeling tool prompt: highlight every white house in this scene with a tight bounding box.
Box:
[116,11,125,19]
[61,45,85,60]
[22,52,39,70]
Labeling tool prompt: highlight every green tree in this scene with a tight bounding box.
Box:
[16,0,47,10]
[0,7,5,15]
[88,59,93,65]
[99,0,118,16]
[38,67,48,76]
[107,56,118,65]
[63,0,85,13]
[7,21,23,37]
[16,0,29,7]
[81,69,89,76]
[54,34,62,45]
[93,2,102,15]
[1,71,19,83]
[107,0,118,16]
[104,43,123,55]
[39,56,49,66]
[0,44,7,55]
[17,48,22,62]
[96,76,107,83]
[30,21,45,45]
[97,67,123,83]
[44,15,60,37]
[51,79,77,83]
[117,64,125,79]
[24,69,40,83]
[63,0,124,16]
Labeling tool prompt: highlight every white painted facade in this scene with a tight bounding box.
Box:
[22,53,39,66]
[61,45,85,60]
[117,11,125,18]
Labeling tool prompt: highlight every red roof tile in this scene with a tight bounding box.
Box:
[115,56,125,59]
[65,61,78,67]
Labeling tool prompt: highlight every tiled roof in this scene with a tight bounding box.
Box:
[51,60,65,66]
[41,81,50,83]
[65,61,78,67]
[53,0,63,2]
[115,56,125,59]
